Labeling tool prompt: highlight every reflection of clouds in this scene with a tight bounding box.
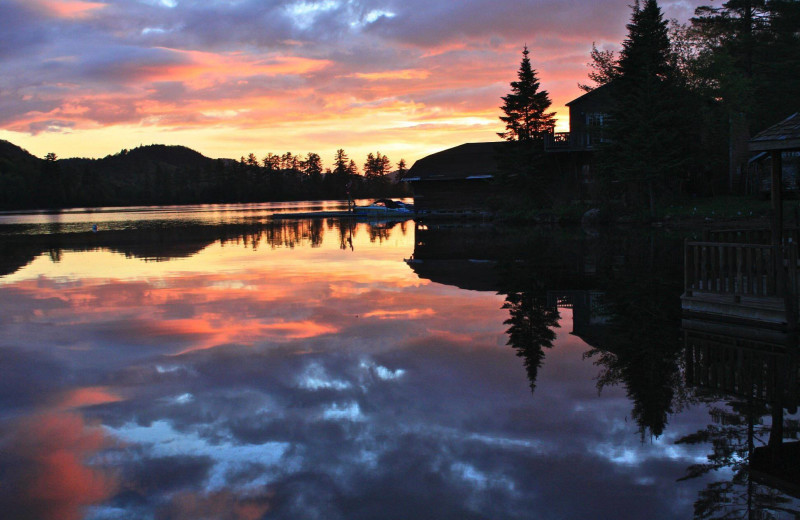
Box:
[0,233,722,519]
[106,420,290,492]
[0,412,115,520]
[56,386,124,410]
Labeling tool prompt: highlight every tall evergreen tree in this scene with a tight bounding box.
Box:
[498,46,556,142]
[601,0,693,216]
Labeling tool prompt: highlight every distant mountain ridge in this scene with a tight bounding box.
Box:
[0,140,40,164]
[0,140,220,171]
[0,139,408,210]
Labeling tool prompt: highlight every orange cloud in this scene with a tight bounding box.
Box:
[353,69,431,81]
[260,320,340,339]
[31,0,107,18]
[141,49,332,89]
[57,386,124,410]
[362,308,436,319]
[0,412,116,520]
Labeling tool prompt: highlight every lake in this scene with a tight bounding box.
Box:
[1,202,798,519]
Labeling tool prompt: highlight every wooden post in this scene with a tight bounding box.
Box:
[772,151,784,300]
[772,150,783,248]
[684,239,691,296]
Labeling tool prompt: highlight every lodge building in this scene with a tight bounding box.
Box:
[404,84,614,213]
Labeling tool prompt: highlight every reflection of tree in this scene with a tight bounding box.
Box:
[679,331,800,518]
[3,218,396,276]
[677,401,800,519]
[497,255,561,394]
[583,236,688,438]
[338,219,355,251]
[367,222,393,243]
[503,289,560,393]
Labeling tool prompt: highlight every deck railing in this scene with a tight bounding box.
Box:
[544,132,573,150]
[684,241,798,299]
[703,227,800,245]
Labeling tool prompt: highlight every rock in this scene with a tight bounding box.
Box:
[581,208,601,227]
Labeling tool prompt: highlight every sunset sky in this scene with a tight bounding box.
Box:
[0,0,704,167]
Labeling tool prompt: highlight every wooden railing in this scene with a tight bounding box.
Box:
[703,227,800,245]
[544,132,572,150]
[684,241,798,299]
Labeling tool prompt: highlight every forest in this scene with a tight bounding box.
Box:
[0,141,408,210]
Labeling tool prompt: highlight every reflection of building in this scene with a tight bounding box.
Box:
[547,290,611,339]
[405,223,598,292]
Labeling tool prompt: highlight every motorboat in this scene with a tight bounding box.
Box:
[353,199,415,217]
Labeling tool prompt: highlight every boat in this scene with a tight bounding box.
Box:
[272,199,415,220]
[352,199,415,217]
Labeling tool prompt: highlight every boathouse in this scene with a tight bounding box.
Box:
[403,142,511,213]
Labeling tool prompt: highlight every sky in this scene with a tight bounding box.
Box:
[0,0,705,168]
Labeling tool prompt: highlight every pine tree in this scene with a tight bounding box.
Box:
[601,0,693,216]
[498,46,556,142]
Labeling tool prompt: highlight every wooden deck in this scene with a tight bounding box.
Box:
[682,239,799,329]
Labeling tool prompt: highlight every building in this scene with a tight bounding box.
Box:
[545,83,614,153]
[403,142,511,213]
[405,85,615,213]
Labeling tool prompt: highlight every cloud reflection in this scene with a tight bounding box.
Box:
[0,221,723,519]
[0,412,115,520]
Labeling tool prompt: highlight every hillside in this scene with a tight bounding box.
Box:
[0,140,41,165]
[0,139,407,210]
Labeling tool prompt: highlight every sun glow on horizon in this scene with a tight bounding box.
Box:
[1,0,703,165]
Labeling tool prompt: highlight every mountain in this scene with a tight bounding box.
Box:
[0,140,41,165]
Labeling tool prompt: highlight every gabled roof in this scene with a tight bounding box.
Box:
[405,142,509,182]
[750,113,800,152]
[565,82,615,107]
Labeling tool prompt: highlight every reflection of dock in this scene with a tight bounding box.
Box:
[682,234,798,330]
[683,317,800,498]
[683,318,798,405]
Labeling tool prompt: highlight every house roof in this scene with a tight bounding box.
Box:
[750,113,800,152]
[565,82,614,107]
[404,142,509,182]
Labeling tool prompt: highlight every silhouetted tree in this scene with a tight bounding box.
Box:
[578,43,619,92]
[600,0,695,216]
[395,158,408,180]
[498,46,556,142]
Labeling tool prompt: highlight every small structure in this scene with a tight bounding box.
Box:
[682,114,800,331]
[403,142,511,214]
[749,112,800,246]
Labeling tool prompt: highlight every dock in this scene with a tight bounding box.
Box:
[682,234,799,330]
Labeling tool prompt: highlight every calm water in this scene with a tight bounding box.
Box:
[1,202,798,519]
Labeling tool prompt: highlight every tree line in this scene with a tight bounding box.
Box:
[498,0,800,216]
[0,142,409,210]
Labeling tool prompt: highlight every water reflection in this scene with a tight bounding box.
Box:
[410,222,689,436]
[4,207,791,519]
[680,320,800,517]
